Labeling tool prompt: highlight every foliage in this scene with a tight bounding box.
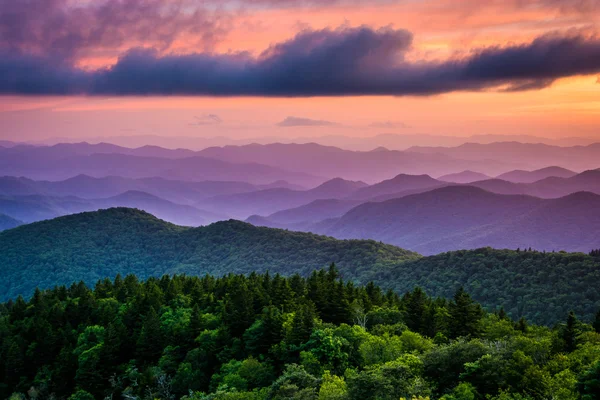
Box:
[1,270,600,400]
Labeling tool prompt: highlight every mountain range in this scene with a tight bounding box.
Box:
[0,208,598,324]
[316,186,600,254]
[5,141,599,185]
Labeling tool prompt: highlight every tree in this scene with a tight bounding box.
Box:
[563,311,579,353]
[318,371,348,400]
[405,288,428,335]
[577,360,600,400]
[448,287,483,339]
[288,302,316,347]
[593,309,600,334]
[136,306,164,364]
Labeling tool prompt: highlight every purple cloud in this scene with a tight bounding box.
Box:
[0,0,229,60]
[3,26,600,96]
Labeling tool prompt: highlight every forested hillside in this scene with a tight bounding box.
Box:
[1,208,600,325]
[1,270,599,400]
[363,248,600,325]
[0,208,417,302]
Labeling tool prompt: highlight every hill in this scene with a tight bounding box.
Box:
[497,166,577,183]
[0,208,417,301]
[320,186,600,254]
[1,208,600,326]
[198,178,367,218]
[438,170,491,183]
[365,247,600,326]
[247,199,363,229]
[0,213,22,231]
[348,173,444,200]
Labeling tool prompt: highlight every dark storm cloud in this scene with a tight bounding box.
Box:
[3,26,600,96]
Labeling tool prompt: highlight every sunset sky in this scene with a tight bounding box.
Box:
[2,0,600,142]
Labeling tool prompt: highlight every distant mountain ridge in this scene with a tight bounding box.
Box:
[316,186,600,254]
[496,166,577,183]
[0,213,22,231]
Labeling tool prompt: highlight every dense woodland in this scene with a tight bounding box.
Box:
[1,268,600,400]
[1,208,600,325]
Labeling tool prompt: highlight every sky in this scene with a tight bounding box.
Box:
[2,0,600,143]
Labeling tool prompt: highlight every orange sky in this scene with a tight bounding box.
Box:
[1,0,600,142]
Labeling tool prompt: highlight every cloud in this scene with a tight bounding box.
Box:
[276,116,337,127]
[0,0,230,60]
[3,26,600,96]
[190,114,223,126]
[369,121,410,129]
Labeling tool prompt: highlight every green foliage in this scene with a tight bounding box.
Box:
[1,269,600,400]
[366,247,600,325]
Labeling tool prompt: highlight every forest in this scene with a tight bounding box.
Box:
[1,208,599,325]
[1,267,600,400]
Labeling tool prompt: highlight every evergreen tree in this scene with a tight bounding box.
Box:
[136,307,164,364]
[405,287,428,334]
[563,311,579,352]
[448,287,483,339]
[594,309,600,334]
[289,302,316,346]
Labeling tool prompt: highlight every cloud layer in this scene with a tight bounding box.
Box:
[3,24,600,96]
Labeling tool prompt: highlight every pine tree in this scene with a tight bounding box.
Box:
[516,317,528,333]
[405,287,428,334]
[289,302,316,346]
[222,278,255,336]
[448,287,483,339]
[136,307,164,364]
[563,311,578,352]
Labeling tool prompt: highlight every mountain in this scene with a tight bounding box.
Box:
[438,170,491,183]
[348,174,444,201]
[0,213,22,231]
[198,143,515,182]
[319,186,600,254]
[407,142,600,172]
[0,194,92,223]
[525,169,600,197]
[93,191,225,226]
[246,198,363,229]
[198,178,368,218]
[0,148,323,186]
[465,170,600,199]
[0,190,224,226]
[496,166,577,183]
[0,208,418,301]
[0,175,263,205]
[1,208,599,325]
